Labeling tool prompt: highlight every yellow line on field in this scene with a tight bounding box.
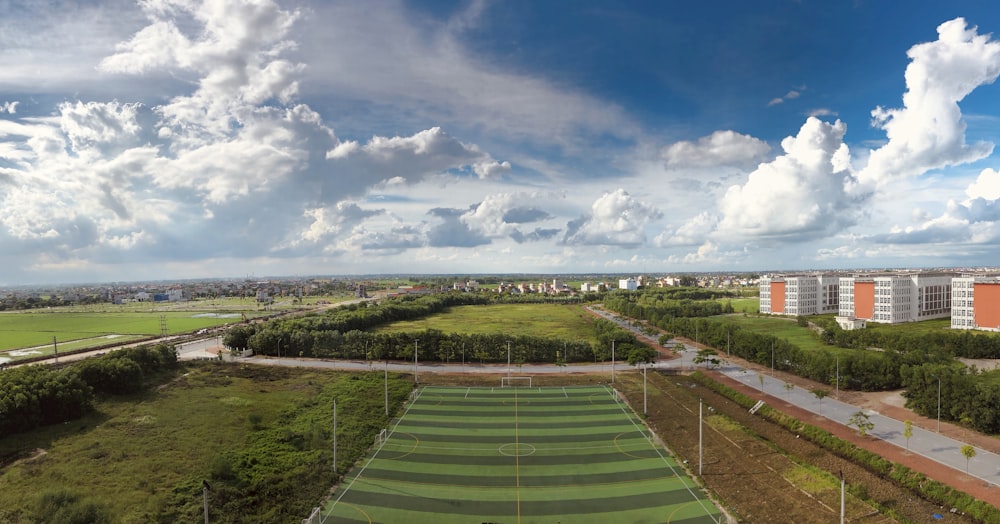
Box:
[515,386,521,524]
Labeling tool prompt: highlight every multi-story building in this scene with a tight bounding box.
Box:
[951,275,1000,331]
[838,272,954,324]
[759,274,839,316]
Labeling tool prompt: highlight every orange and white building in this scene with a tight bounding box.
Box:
[838,272,954,325]
[951,275,1000,331]
[759,274,839,316]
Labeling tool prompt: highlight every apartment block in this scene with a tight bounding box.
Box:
[759,274,839,316]
[838,272,954,324]
[951,275,1000,331]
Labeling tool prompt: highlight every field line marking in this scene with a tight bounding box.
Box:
[606,384,719,521]
[465,387,471,398]
[323,385,426,522]
[515,385,521,524]
[562,386,568,398]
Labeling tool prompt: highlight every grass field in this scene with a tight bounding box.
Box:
[324,385,721,523]
[712,314,838,353]
[374,304,596,342]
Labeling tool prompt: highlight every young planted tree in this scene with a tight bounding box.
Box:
[812,388,830,415]
[784,382,794,396]
[961,445,977,473]
[693,348,720,369]
[903,420,913,451]
[848,411,875,437]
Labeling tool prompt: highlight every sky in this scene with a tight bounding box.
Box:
[3,1,1000,285]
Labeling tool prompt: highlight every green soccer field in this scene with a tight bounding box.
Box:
[323,385,721,523]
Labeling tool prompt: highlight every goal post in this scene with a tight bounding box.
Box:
[500,376,532,388]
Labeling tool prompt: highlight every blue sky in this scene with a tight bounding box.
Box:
[3,0,1000,285]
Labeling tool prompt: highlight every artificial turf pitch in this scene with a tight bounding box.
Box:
[324,385,721,523]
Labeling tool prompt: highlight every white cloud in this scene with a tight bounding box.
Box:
[655,212,718,247]
[857,18,1000,188]
[768,88,803,106]
[716,117,856,240]
[563,189,661,246]
[662,130,770,170]
[966,167,1000,200]
[0,102,18,114]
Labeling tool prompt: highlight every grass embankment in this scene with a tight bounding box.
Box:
[0,362,413,523]
[374,303,596,342]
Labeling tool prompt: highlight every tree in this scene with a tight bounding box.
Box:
[693,348,721,369]
[903,420,913,451]
[848,411,874,437]
[961,445,977,473]
[626,346,657,366]
[812,388,830,414]
[783,382,794,396]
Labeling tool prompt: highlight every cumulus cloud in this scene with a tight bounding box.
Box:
[662,130,770,170]
[857,18,1000,188]
[654,212,718,247]
[966,167,1000,200]
[0,102,17,114]
[563,189,661,246]
[427,207,490,247]
[715,117,857,240]
[0,0,511,277]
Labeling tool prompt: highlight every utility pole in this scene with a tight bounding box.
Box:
[839,470,845,524]
[384,360,389,417]
[611,340,616,385]
[507,341,511,379]
[836,357,840,400]
[413,340,418,384]
[52,336,58,364]
[643,364,647,416]
[202,480,210,524]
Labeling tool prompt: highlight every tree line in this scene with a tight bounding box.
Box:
[224,294,656,365]
[0,343,178,436]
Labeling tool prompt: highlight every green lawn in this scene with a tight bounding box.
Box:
[713,314,836,353]
[325,385,720,523]
[374,304,597,342]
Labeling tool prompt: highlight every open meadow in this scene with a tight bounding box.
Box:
[373,303,597,342]
[0,363,410,523]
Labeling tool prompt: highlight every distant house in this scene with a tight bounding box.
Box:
[618,278,637,291]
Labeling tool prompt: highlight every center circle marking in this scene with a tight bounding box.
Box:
[498,443,536,456]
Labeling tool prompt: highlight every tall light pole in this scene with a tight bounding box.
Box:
[333,398,338,477]
[698,398,703,476]
[413,340,418,384]
[507,341,511,379]
[936,376,942,433]
[643,364,647,416]
[384,360,389,417]
[770,341,774,376]
[611,340,616,385]
[835,357,840,400]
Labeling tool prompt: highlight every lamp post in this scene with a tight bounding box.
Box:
[643,364,647,416]
[936,376,942,433]
[507,341,511,379]
[413,340,418,384]
[611,340,616,385]
[384,359,389,417]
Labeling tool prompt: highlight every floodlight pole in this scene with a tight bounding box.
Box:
[413,340,418,384]
[611,340,616,385]
[840,470,845,524]
[507,341,511,379]
[643,364,647,416]
[333,398,338,476]
[384,360,389,417]
[699,398,703,476]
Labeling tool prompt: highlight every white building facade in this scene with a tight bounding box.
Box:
[759,274,839,316]
[838,272,953,324]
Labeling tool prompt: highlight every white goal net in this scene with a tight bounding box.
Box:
[500,376,532,388]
